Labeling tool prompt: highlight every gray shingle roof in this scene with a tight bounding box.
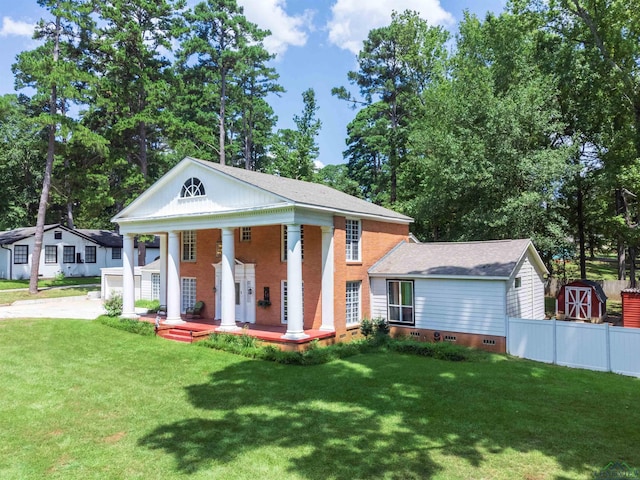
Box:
[190,157,412,223]
[369,239,536,278]
[0,225,61,245]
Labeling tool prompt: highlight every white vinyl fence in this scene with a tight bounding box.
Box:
[507,318,640,378]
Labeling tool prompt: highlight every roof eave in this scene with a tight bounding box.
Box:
[368,272,510,281]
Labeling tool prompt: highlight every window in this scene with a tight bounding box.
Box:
[346,281,361,326]
[281,280,304,324]
[85,246,96,263]
[240,227,252,242]
[54,231,62,240]
[345,219,361,262]
[281,225,304,261]
[151,273,160,300]
[181,277,197,313]
[180,177,205,198]
[387,280,414,325]
[112,247,122,260]
[515,277,522,289]
[44,245,57,264]
[63,246,76,263]
[182,230,196,261]
[14,245,28,264]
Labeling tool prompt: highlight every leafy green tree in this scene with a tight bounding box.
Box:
[12,0,102,293]
[334,10,449,203]
[177,0,273,166]
[266,88,321,181]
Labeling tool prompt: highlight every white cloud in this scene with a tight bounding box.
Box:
[0,17,35,38]
[238,0,313,57]
[327,0,454,54]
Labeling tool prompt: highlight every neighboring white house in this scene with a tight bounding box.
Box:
[368,239,548,352]
[0,224,159,280]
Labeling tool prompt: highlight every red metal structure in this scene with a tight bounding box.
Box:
[621,289,640,328]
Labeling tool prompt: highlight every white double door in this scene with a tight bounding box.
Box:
[214,261,256,323]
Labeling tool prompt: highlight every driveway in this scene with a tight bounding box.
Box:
[0,295,106,320]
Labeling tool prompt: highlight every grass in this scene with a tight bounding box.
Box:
[1,319,638,479]
[0,286,99,305]
[0,276,100,291]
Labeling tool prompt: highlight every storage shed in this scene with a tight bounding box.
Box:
[556,280,607,322]
[368,238,548,353]
[621,289,640,328]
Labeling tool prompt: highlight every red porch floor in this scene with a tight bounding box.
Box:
[140,314,335,346]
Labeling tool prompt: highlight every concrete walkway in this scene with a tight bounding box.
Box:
[0,295,106,320]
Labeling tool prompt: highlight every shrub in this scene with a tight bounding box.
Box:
[373,317,390,336]
[390,338,469,361]
[360,318,374,338]
[96,315,155,336]
[104,294,123,317]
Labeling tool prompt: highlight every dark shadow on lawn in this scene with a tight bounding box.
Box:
[138,354,639,479]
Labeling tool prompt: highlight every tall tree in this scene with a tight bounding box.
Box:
[177,0,272,165]
[334,10,449,203]
[12,0,97,293]
[267,88,322,181]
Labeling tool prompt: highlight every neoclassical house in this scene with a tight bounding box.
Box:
[112,157,412,340]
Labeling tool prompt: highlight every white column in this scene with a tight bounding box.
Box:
[217,227,240,331]
[165,231,183,324]
[282,224,308,340]
[159,233,167,307]
[121,233,137,318]
[320,226,335,331]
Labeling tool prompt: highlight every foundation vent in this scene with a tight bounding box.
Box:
[444,335,457,342]
[410,331,420,337]
[483,339,496,346]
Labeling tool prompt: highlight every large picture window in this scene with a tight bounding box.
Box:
[346,281,361,326]
[14,245,28,264]
[345,219,360,262]
[44,245,57,264]
[387,280,414,325]
[63,246,76,264]
[182,230,196,262]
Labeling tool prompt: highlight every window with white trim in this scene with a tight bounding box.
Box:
[346,281,361,326]
[44,245,57,264]
[281,280,304,324]
[240,227,252,242]
[14,245,28,264]
[182,230,196,262]
[345,219,361,262]
[181,277,197,313]
[387,280,414,325]
[151,273,160,300]
[180,177,205,198]
[515,277,522,289]
[281,225,304,261]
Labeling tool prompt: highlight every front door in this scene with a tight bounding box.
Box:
[565,286,591,320]
[214,260,256,323]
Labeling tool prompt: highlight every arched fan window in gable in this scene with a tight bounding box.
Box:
[180,177,205,198]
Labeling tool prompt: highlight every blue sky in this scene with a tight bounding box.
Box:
[0,0,505,166]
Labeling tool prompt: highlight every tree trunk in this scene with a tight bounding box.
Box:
[67,202,75,230]
[615,188,626,280]
[219,69,226,165]
[139,120,148,177]
[577,176,586,278]
[29,12,60,294]
[630,246,637,288]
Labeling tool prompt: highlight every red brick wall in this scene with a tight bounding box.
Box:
[389,326,506,353]
[180,219,409,332]
[333,217,409,337]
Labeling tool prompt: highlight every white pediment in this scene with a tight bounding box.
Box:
[114,159,287,221]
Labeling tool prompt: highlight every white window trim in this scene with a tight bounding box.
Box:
[151,273,160,300]
[345,219,361,262]
[387,279,415,325]
[181,277,197,313]
[182,230,196,262]
[240,227,252,242]
[346,280,361,326]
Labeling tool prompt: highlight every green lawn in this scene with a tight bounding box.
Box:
[0,319,638,479]
[0,286,99,305]
[0,276,100,291]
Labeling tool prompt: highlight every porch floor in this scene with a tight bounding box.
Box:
[140,314,335,346]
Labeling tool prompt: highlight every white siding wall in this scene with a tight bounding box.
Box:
[506,253,545,319]
[0,248,10,279]
[102,272,142,300]
[370,277,507,336]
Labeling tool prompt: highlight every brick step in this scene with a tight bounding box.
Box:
[157,327,212,343]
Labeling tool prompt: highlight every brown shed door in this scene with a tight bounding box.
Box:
[565,286,591,320]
